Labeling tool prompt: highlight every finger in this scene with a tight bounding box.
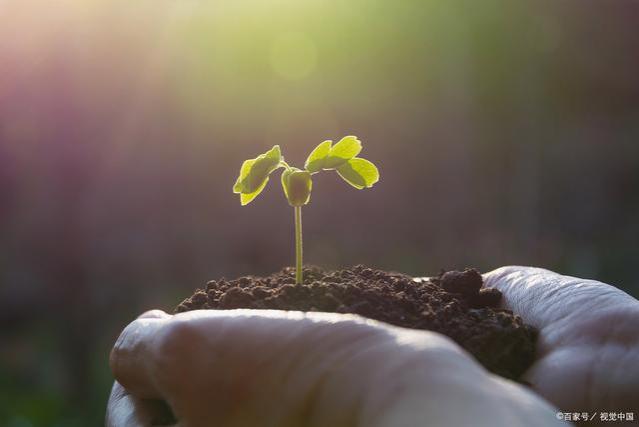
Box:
[110,310,172,398]
[483,266,638,333]
[137,309,171,320]
[484,266,639,413]
[106,381,179,427]
[112,309,563,427]
[360,326,565,427]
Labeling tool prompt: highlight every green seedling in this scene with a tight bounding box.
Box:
[233,136,379,284]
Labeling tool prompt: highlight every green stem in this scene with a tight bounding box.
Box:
[294,206,303,284]
[280,160,292,170]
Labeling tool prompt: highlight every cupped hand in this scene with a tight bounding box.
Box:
[107,266,639,427]
[106,309,562,427]
[484,267,639,422]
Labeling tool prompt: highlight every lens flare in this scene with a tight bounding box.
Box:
[269,32,318,80]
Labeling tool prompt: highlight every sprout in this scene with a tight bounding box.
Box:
[233,136,379,284]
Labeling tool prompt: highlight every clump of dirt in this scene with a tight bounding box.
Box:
[175,266,536,380]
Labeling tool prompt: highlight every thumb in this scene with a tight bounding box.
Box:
[110,309,565,427]
[483,266,638,332]
[110,309,172,398]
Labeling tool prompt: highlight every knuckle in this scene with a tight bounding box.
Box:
[138,309,169,320]
[151,317,218,393]
[152,317,205,377]
[109,319,143,376]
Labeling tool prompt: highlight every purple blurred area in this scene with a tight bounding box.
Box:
[0,0,638,425]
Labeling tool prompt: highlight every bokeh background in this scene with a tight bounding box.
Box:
[1,0,638,425]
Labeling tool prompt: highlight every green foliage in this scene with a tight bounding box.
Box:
[304,136,362,172]
[233,136,378,206]
[336,157,379,189]
[233,136,379,284]
[281,168,313,207]
[233,145,282,205]
[304,140,332,173]
[323,135,362,169]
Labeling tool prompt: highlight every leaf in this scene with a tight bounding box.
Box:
[304,140,332,173]
[281,169,292,199]
[233,145,282,201]
[324,136,362,169]
[240,177,270,205]
[233,159,255,193]
[281,168,312,206]
[336,157,379,189]
[242,145,282,193]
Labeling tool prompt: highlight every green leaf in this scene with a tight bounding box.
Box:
[240,177,269,205]
[336,157,379,189]
[233,145,282,203]
[281,169,292,199]
[281,168,313,206]
[324,136,362,169]
[233,159,255,193]
[304,140,332,173]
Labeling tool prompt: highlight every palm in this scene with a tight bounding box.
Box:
[107,267,639,427]
[108,310,562,427]
[484,267,639,420]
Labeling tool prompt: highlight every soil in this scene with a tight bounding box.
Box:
[175,265,537,380]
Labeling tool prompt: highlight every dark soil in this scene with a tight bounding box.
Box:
[175,265,536,380]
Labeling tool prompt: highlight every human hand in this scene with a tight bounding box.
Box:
[106,307,563,427]
[108,265,639,427]
[484,267,639,425]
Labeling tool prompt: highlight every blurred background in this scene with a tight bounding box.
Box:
[1,0,638,425]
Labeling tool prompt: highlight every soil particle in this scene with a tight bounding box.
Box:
[176,265,536,380]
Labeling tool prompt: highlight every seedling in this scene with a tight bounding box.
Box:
[233,136,379,284]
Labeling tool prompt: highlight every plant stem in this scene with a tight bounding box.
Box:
[294,206,303,284]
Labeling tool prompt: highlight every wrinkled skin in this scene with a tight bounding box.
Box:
[484,267,639,418]
[106,267,639,427]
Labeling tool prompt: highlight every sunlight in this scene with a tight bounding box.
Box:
[269,32,318,80]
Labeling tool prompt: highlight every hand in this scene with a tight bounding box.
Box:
[484,266,639,423]
[107,265,639,427]
[106,309,562,427]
